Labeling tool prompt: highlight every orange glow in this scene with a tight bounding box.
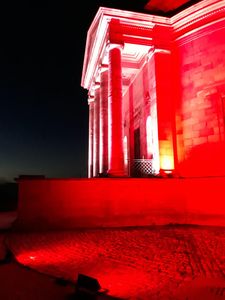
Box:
[160,155,174,173]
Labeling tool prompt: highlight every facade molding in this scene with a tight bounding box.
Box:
[172,0,225,33]
[175,16,225,46]
[81,0,225,91]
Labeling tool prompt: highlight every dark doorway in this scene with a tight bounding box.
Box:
[134,127,141,159]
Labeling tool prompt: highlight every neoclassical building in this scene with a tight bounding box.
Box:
[81,0,225,178]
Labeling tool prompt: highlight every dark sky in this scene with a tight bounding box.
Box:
[0,0,150,182]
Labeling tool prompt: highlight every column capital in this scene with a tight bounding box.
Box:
[98,64,108,73]
[90,82,100,96]
[106,41,124,52]
[88,95,95,105]
[154,48,171,55]
[146,46,171,60]
[145,47,154,62]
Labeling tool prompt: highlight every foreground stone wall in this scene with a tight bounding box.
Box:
[15,177,225,230]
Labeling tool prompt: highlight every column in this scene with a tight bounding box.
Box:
[99,68,108,175]
[93,87,100,177]
[107,44,125,176]
[153,25,176,174]
[88,97,94,178]
[129,85,135,176]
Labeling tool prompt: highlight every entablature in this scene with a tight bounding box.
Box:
[81,0,225,94]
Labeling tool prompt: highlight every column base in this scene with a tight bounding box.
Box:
[107,169,127,177]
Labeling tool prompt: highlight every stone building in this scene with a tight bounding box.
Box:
[81,0,225,178]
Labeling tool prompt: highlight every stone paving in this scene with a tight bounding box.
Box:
[5,226,225,299]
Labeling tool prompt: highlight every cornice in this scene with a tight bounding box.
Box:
[81,7,169,90]
[81,1,225,91]
[175,17,225,46]
[172,0,225,42]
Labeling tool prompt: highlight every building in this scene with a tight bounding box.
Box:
[81,0,225,178]
[14,1,225,232]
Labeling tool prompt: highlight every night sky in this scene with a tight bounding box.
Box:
[0,0,150,182]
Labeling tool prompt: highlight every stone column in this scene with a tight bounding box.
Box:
[93,87,100,177]
[88,97,94,178]
[107,44,125,176]
[153,25,176,173]
[99,68,108,175]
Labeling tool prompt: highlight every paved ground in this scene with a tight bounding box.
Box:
[4,225,225,299]
[0,212,76,300]
[0,230,76,300]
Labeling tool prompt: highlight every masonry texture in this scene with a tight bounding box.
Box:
[6,226,225,299]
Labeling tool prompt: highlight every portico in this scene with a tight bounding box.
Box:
[82,8,175,177]
[82,1,225,178]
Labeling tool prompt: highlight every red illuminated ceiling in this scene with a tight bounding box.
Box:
[145,0,199,13]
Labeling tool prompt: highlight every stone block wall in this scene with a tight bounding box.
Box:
[15,177,225,230]
[176,19,225,176]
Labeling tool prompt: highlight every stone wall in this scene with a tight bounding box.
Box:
[15,177,225,230]
[177,19,225,176]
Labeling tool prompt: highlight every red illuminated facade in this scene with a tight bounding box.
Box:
[81,0,225,178]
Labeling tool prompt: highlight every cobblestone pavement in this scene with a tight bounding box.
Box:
[6,226,225,299]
